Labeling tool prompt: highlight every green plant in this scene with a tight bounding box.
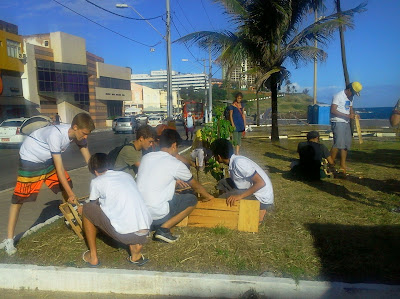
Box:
[211,225,230,235]
[204,157,224,181]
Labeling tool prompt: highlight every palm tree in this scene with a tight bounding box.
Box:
[177,0,366,141]
[335,0,350,86]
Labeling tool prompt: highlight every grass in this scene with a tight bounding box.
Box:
[1,125,399,285]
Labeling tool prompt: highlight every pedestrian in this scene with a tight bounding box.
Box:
[80,153,152,267]
[330,82,362,174]
[3,113,95,255]
[184,112,195,140]
[54,113,61,125]
[229,92,246,155]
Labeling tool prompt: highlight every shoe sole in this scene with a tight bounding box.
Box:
[154,234,179,243]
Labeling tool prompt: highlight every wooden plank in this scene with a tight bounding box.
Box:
[188,212,238,229]
[59,203,84,240]
[176,216,188,227]
[196,198,240,212]
[355,115,363,144]
[237,200,260,233]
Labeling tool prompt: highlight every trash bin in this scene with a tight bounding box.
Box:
[307,105,330,125]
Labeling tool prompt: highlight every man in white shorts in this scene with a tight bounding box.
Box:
[330,82,362,173]
[136,129,215,243]
[211,138,274,225]
[81,153,152,267]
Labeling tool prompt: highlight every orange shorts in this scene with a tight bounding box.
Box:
[12,159,73,204]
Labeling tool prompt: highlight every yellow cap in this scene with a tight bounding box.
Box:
[351,82,362,96]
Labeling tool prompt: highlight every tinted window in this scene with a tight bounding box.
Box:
[117,118,131,122]
[1,121,23,127]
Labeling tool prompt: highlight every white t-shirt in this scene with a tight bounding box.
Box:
[229,154,274,205]
[19,124,86,163]
[186,116,194,128]
[136,151,193,220]
[330,90,352,123]
[89,170,152,234]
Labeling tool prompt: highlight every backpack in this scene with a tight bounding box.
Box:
[107,141,135,170]
[224,106,231,120]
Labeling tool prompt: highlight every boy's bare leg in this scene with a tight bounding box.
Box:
[235,145,240,155]
[330,147,339,164]
[129,244,143,262]
[82,215,99,266]
[161,206,196,229]
[7,203,22,239]
[340,149,348,172]
[259,209,267,224]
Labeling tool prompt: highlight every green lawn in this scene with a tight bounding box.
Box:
[1,126,399,284]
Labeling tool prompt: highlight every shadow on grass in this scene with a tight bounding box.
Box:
[346,175,400,196]
[349,149,400,169]
[264,152,294,163]
[306,223,400,284]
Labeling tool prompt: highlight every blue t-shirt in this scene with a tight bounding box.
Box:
[229,103,245,132]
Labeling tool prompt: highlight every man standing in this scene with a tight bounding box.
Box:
[184,112,195,140]
[3,113,95,255]
[330,82,362,173]
[136,129,215,243]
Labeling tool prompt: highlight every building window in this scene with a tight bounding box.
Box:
[44,40,49,47]
[6,39,20,58]
[99,76,130,90]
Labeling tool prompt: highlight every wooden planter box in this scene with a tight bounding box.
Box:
[177,198,260,233]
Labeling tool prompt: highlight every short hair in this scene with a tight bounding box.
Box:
[136,125,156,140]
[88,153,110,175]
[71,113,95,131]
[235,92,243,100]
[159,129,182,148]
[211,138,234,159]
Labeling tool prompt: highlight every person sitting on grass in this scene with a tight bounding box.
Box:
[113,125,156,177]
[211,138,274,225]
[291,131,335,180]
[80,153,152,267]
[136,129,215,243]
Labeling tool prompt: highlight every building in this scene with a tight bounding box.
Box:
[21,31,131,127]
[222,59,256,90]
[0,20,37,121]
[131,70,208,91]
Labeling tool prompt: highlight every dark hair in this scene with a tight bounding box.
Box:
[159,129,182,148]
[88,153,110,175]
[234,92,243,100]
[136,125,156,140]
[306,131,320,141]
[211,138,234,159]
[71,113,95,131]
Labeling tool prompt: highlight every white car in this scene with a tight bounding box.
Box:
[148,116,163,127]
[0,117,28,146]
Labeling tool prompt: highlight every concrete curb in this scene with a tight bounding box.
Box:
[0,264,399,298]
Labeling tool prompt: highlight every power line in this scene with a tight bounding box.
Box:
[172,12,190,35]
[176,0,196,32]
[200,0,215,30]
[84,0,164,21]
[51,0,161,48]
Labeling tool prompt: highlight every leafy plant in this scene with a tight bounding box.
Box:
[204,157,224,181]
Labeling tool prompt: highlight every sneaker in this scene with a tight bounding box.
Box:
[3,238,17,256]
[154,228,179,243]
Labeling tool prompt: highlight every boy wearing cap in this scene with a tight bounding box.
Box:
[330,82,362,173]
[293,131,335,180]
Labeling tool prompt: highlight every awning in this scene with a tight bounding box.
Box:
[0,97,39,107]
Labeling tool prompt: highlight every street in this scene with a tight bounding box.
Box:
[0,122,189,191]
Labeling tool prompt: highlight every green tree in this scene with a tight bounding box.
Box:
[177,0,366,141]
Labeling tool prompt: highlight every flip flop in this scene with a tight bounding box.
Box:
[82,250,101,268]
[128,254,149,266]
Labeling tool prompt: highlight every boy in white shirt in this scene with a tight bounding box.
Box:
[81,153,152,267]
[136,129,215,243]
[211,138,274,225]
[4,113,94,255]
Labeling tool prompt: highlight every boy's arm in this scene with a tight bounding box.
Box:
[79,147,91,164]
[52,153,77,203]
[226,172,266,206]
[229,109,235,128]
[188,178,215,202]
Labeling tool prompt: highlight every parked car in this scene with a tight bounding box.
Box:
[114,117,136,134]
[112,118,118,131]
[135,114,148,128]
[148,115,163,127]
[0,117,28,146]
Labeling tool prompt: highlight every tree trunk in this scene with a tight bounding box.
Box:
[256,91,260,126]
[336,0,350,86]
[270,75,279,141]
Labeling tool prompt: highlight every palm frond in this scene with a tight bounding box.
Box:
[212,0,248,19]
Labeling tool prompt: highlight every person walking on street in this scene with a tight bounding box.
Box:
[54,113,61,125]
[185,112,195,140]
[229,92,246,155]
[330,82,362,174]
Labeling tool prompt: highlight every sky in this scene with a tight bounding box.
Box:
[1,0,399,108]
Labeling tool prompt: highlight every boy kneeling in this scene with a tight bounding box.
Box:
[81,153,152,267]
[211,139,274,225]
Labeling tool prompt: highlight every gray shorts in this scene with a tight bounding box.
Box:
[232,131,242,146]
[83,201,148,245]
[152,193,198,226]
[217,178,274,211]
[331,122,352,150]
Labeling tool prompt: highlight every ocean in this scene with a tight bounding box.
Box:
[353,107,392,119]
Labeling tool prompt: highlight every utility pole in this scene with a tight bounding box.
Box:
[208,47,212,122]
[203,59,208,123]
[166,0,173,118]
[313,8,318,106]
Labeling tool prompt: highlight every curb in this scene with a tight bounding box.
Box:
[0,264,399,298]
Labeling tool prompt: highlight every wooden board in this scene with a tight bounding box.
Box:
[188,210,239,229]
[196,197,239,212]
[59,203,84,240]
[355,116,363,144]
[237,200,260,233]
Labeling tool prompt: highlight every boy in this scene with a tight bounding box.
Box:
[211,138,274,225]
[81,153,152,267]
[114,125,156,177]
[4,113,94,255]
[136,129,215,243]
[229,92,246,155]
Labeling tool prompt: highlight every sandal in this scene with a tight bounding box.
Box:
[128,254,149,266]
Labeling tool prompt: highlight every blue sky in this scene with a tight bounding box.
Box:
[1,0,399,108]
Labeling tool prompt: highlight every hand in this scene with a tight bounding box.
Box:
[67,193,78,204]
[349,113,355,120]
[226,195,242,207]
[77,205,83,215]
[242,131,246,137]
[176,180,190,189]
[201,195,215,202]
